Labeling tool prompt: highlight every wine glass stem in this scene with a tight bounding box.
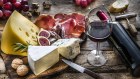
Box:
[96,42,100,56]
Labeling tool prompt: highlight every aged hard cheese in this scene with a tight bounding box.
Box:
[1,11,39,56]
[28,46,59,75]
[52,38,80,59]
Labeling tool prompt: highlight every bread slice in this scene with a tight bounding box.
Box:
[109,0,129,13]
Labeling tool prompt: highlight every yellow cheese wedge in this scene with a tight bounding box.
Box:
[109,0,129,13]
[1,11,39,56]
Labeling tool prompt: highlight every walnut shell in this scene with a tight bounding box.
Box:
[16,65,29,76]
[11,58,23,69]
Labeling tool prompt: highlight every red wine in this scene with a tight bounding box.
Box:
[97,10,140,77]
[109,22,140,77]
[87,21,111,42]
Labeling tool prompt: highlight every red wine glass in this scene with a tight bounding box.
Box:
[86,5,112,66]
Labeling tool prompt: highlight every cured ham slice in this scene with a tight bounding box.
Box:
[54,13,65,20]
[71,13,85,27]
[35,14,55,30]
[35,13,86,38]
[54,13,71,23]
[73,25,85,33]
[61,19,76,38]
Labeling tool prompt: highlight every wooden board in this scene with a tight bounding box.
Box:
[1,53,68,79]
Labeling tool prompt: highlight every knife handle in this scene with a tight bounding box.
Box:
[84,69,103,79]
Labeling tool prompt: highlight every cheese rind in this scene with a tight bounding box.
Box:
[28,46,59,75]
[52,38,80,59]
[1,11,39,56]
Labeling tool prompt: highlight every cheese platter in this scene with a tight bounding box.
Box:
[0,10,87,78]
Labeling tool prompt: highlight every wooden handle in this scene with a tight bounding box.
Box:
[84,69,103,79]
[128,24,138,36]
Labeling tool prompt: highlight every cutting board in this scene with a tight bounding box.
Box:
[1,53,68,79]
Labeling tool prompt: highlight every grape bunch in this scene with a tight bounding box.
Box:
[75,0,94,8]
[0,0,29,19]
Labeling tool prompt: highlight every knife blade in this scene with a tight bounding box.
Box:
[62,59,103,79]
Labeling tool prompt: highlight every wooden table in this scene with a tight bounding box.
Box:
[0,0,140,79]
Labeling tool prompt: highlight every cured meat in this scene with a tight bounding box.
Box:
[54,13,65,20]
[71,13,85,27]
[60,13,85,38]
[73,25,85,33]
[54,13,71,23]
[35,14,55,30]
[35,13,86,38]
[61,18,76,38]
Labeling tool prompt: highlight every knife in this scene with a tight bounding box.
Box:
[62,59,103,79]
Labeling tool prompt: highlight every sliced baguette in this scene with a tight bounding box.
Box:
[109,0,129,13]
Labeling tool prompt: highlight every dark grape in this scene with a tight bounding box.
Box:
[80,0,88,8]
[0,10,3,17]
[3,0,7,4]
[75,0,81,6]
[0,6,2,10]
[0,0,3,7]
[3,10,12,18]
[13,1,21,10]
[10,0,16,3]
[21,0,28,5]
[3,2,13,10]
[22,4,29,12]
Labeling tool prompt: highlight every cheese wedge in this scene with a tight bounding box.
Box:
[1,11,39,56]
[109,0,129,13]
[52,38,80,59]
[28,46,59,75]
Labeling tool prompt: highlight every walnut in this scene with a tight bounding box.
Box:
[42,1,52,9]
[11,58,23,69]
[16,65,29,76]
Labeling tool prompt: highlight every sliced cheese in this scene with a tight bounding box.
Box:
[28,46,59,75]
[52,38,80,59]
[109,0,129,13]
[1,11,39,56]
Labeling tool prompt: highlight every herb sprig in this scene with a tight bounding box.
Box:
[12,42,31,53]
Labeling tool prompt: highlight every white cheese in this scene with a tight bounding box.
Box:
[52,38,80,59]
[28,46,59,75]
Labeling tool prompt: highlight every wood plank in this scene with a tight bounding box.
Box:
[51,0,73,4]
[51,73,140,79]
[74,50,127,73]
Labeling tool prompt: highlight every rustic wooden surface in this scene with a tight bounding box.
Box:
[0,0,140,79]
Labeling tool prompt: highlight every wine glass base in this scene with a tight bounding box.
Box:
[87,50,107,66]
